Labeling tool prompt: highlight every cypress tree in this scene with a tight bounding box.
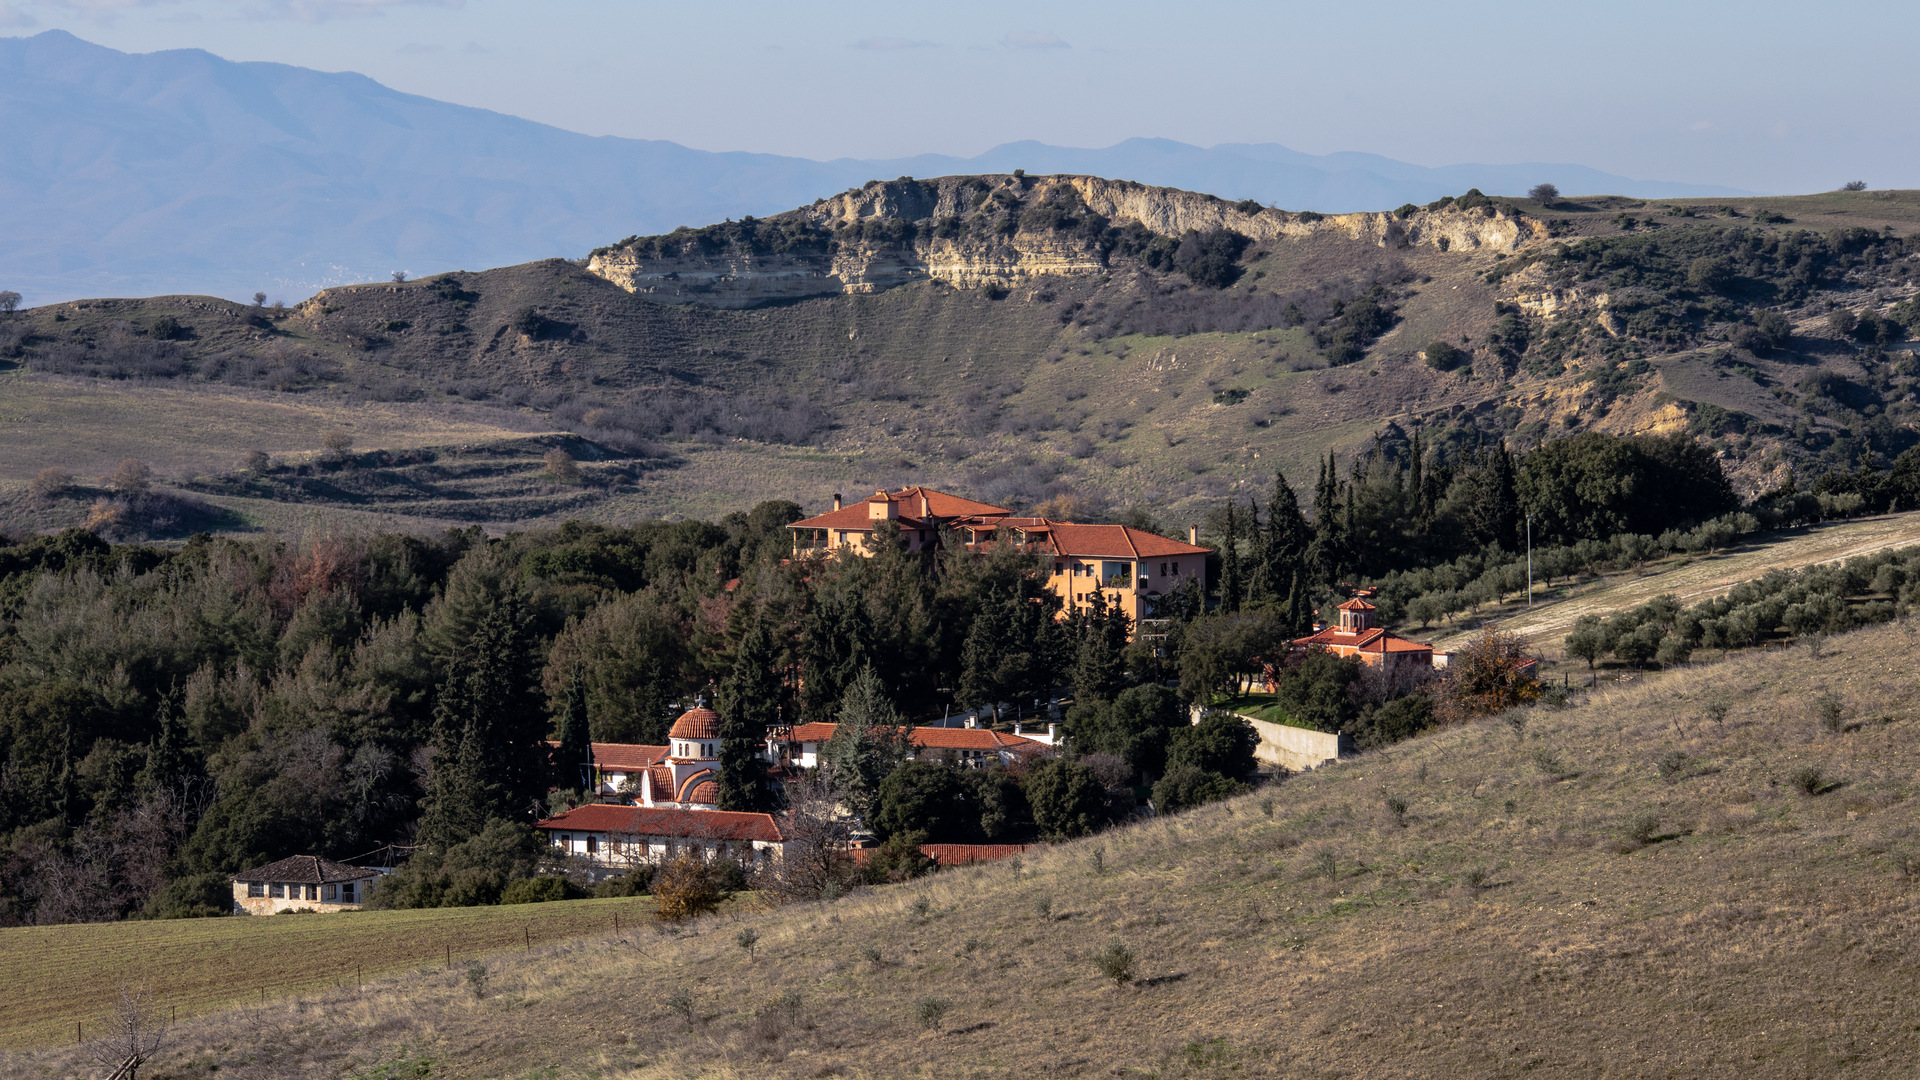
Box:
[1069,588,1129,704]
[418,720,497,849]
[552,665,593,795]
[716,607,778,812]
[1284,570,1311,638]
[1245,495,1275,607]
[1219,502,1242,613]
[1265,469,1312,594]
[138,688,191,797]
[429,591,546,823]
[1307,454,1344,590]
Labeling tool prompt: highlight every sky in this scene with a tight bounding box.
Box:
[2,0,1917,194]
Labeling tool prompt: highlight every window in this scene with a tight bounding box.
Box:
[1159,562,1167,577]
[1172,561,1180,576]
[305,884,319,901]
[586,835,599,854]
[558,833,571,850]
[269,883,285,899]
[341,882,356,904]
[324,884,338,902]
[1054,562,1063,574]
[247,882,264,898]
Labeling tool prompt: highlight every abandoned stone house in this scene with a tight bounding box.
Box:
[230,855,383,914]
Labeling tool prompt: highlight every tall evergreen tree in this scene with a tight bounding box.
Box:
[1306,454,1344,589]
[1068,588,1131,704]
[799,575,873,724]
[1264,469,1312,597]
[1244,495,1276,606]
[137,687,191,797]
[1219,502,1242,613]
[427,590,547,825]
[820,666,910,821]
[716,606,779,812]
[417,720,498,849]
[1284,570,1311,637]
[551,664,592,795]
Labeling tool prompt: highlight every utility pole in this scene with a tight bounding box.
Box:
[1527,514,1534,607]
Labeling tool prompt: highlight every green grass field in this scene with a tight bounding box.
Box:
[0,896,656,1050]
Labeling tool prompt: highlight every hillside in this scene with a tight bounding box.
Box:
[5,624,1918,1077]
[4,180,1920,538]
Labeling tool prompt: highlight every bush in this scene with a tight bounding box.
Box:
[1151,763,1241,814]
[1624,810,1660,845]
[1656,750,1690,783]
[1166,712,1259,783]
[1384,794,1410,826]
[1842,180,1868,192]
[1789,764,1824,795]
[592,866,653,897]
[1094,939,1137,986]
[913,997,952,1031]
[1423,340,1466,371]
[499,875,584,904]
[368,820,542,909]
[861,830,937,884]
[652,855,732,922]
[140,872,232,919]
[29,467,73,500]
[1815,692,1845,734]
[1024,758,1110,839]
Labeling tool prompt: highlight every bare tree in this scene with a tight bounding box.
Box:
[756,774,856,903]
[322,430,354,462]
[87,985,168,1079]
[110,459,153,493]
[29,467,73,500]
[252,292,267,307]
[544,448,582,483]
[391,270,409,283]
[1528,183,1560,204]
[0,290,20,316]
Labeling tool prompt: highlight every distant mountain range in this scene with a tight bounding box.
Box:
[0,30,1749,305]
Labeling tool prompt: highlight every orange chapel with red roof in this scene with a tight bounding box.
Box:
[1292,597,1436,670]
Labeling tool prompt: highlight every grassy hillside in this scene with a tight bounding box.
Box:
[2,184,1918,537]
[7,624,1919,1078]
[0,896,656,1050]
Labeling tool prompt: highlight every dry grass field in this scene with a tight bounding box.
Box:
[0,897,656,1051]
[1426,512,1920,656]
[7,621,1920,1079]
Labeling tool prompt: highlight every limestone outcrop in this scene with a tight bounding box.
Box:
[585,174,1547,309]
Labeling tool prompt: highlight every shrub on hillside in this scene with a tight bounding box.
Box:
[652,855,732,922]
[1025,758,1110,839]
[1423,340,1466,371]
[1166,712,1259,783]
[1151,762,1242,814]
[500,875,583,904]
[860,830,937,885]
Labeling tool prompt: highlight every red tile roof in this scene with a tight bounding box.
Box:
[923,843,1031,866]
[588,743,668,771]
[534,804,784,843]
[1293,626,1432,654]
[669,707,721,740]
[675,769,717,803]
[1337,598,1377,611]
[957,517,1209,560]
[779,723,1045,753]
[789,487,1011,531]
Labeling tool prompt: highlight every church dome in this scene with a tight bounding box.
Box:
[669,707,721,740]
[686,780,719,805]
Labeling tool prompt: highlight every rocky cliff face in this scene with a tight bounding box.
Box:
[585,175,1546,308]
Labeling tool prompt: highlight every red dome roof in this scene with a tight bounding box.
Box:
[687,781,719,805]
[669,707,721,740]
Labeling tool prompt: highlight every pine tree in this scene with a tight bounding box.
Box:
[1069,588,1130,704]
[716,607,778,812]
[551,665,593,795]
[1219,502,1242,613]
[1264,469,1311,598]
[429,590,547,824]
[1307,454,1344,590]
[1244,495,1275,606]
[820,667,910,820]
[137,688,191,797]
[418,720,498,849]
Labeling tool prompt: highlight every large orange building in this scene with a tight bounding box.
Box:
[787,487,1211,626]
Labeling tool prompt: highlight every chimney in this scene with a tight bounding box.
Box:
[832,493,842,511]
[920,492,931,518]
[1189,525,1199,545]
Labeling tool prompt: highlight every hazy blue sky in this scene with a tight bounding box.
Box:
[4,0,1914,193]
